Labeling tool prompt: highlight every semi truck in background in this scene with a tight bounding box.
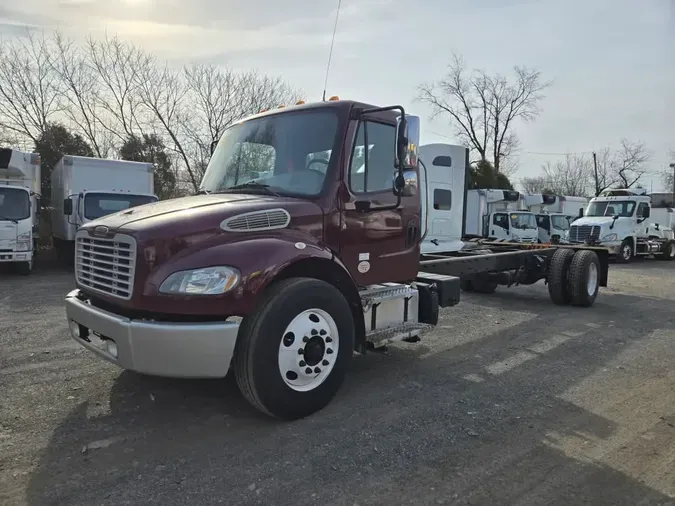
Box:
[565,188,675,262]
[51,155,158,263]
[0,148,41,275]
[464,189,539,243]
[64,99,609,420]
[519,193,589,244]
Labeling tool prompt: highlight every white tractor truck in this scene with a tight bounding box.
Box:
[50,155,158,263]
[0,148,41,275]
[565,188,675,262]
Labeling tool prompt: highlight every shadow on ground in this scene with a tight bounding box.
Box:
[22,287,675,505]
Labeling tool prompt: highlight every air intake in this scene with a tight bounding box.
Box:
[220,208,291,232]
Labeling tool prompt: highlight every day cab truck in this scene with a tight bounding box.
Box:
[64,99,609,420]
[565,188,675,263]
[519,193,588,244]
[0,148,41,275]
[50,155,158,263]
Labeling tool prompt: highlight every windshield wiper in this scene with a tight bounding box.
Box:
[222,182,281,196]
[0,215,19,224]
[194,188,210,195]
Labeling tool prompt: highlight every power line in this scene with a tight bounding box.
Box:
[322,0,342,102]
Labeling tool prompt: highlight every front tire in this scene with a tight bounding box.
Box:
[616,239,634,263]
[234,277,355,420]
[17,258,33,276]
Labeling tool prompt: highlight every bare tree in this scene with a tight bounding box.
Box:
[51,32,113,157]
[84,35,150,142]
[0,32,63,142]
[520,155,592,196]
[520,176,552,194]
[661,149,675,199]
[613,138,650,188]
[418,53,551,173]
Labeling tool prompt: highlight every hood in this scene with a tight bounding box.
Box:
[78,192,325,246]
[571,216,616,228]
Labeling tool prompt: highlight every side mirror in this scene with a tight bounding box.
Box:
[393,169,418,197]
[643,207,650,218]
[395,115,420,171]
[63,198,73,216]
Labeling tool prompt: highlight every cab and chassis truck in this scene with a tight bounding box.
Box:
[64,100,609,420]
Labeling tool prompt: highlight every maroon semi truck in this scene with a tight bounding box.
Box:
[64,99,609,420]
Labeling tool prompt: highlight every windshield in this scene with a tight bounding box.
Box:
[551,214,570,230]
[585,200,635,217]
[0,187,30,221]
[83,193,158,220]
[510,212,536,229]
[200,110,339,197]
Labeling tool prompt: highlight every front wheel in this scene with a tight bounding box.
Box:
[16,258,33,276]
[616,239,634,263]
[234,278,355,420]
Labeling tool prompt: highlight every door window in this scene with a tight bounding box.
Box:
[349,121,396,194]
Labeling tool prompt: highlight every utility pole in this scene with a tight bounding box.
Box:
[670,162,675,207]
[592,152,599,196]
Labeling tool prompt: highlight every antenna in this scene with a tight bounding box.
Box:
[322,0,342,101]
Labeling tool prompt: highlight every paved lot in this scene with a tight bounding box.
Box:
[1,255,675,505]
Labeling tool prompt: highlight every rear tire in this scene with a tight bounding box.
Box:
[233,277,355,420]
[656,240,675,261]
[567,250,600,307]
[547,248,575,305]
[471,277,498,294]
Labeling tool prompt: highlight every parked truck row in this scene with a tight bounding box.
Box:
[63,99,611,420]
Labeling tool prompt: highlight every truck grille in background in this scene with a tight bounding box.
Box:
[569,225,600,243]
[75,233,137,300]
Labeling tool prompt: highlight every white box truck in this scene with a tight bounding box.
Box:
[50,156,158,262]
[464,189,539,243]
[520,193,589,243]
[0,148,41,275]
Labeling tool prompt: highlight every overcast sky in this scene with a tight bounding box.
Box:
[0,0,673,190]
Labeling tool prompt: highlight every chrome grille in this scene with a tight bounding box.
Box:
[221,209,290,232]
[75,232,137,300]
[569,225,600,243]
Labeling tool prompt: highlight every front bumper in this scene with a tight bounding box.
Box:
[0,250,32,262]
[64,289,240,378]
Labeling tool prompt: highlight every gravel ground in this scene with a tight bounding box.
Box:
[1,254,675,505]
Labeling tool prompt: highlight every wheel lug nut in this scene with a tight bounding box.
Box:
[326,348,333,354]
[305,367,312,374]
[311,329,318,335]
[319,329,327,336]
[303,336,309,342]
[298,348,304,355]
[299,360,306,367]
[322,360,329,366]
[314,367,321,373]
[325,337,332,343]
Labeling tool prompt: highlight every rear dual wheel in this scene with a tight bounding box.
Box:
[548,248,600,307]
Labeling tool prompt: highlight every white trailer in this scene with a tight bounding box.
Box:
[0,148,41,275]
[50,155,158,262]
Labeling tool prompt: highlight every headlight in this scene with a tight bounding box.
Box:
[17,232,31,241]
[601,233,618,242]
[159,266,241,295]
[15,232,30,251]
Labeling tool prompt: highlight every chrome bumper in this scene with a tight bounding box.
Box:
[64,289,240,378]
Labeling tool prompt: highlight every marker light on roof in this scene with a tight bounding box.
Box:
[259,108,269,113]
[278,105,286,108]
[328,96,340,101]
[296,100,306,105]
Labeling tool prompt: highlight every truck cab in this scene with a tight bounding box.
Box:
[50,155,159,263]
[566,188,675,262]
[465,189,539,242]
[0,148,41,275]
[519,193,575,244]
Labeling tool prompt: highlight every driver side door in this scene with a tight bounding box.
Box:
[339,119,420,285]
